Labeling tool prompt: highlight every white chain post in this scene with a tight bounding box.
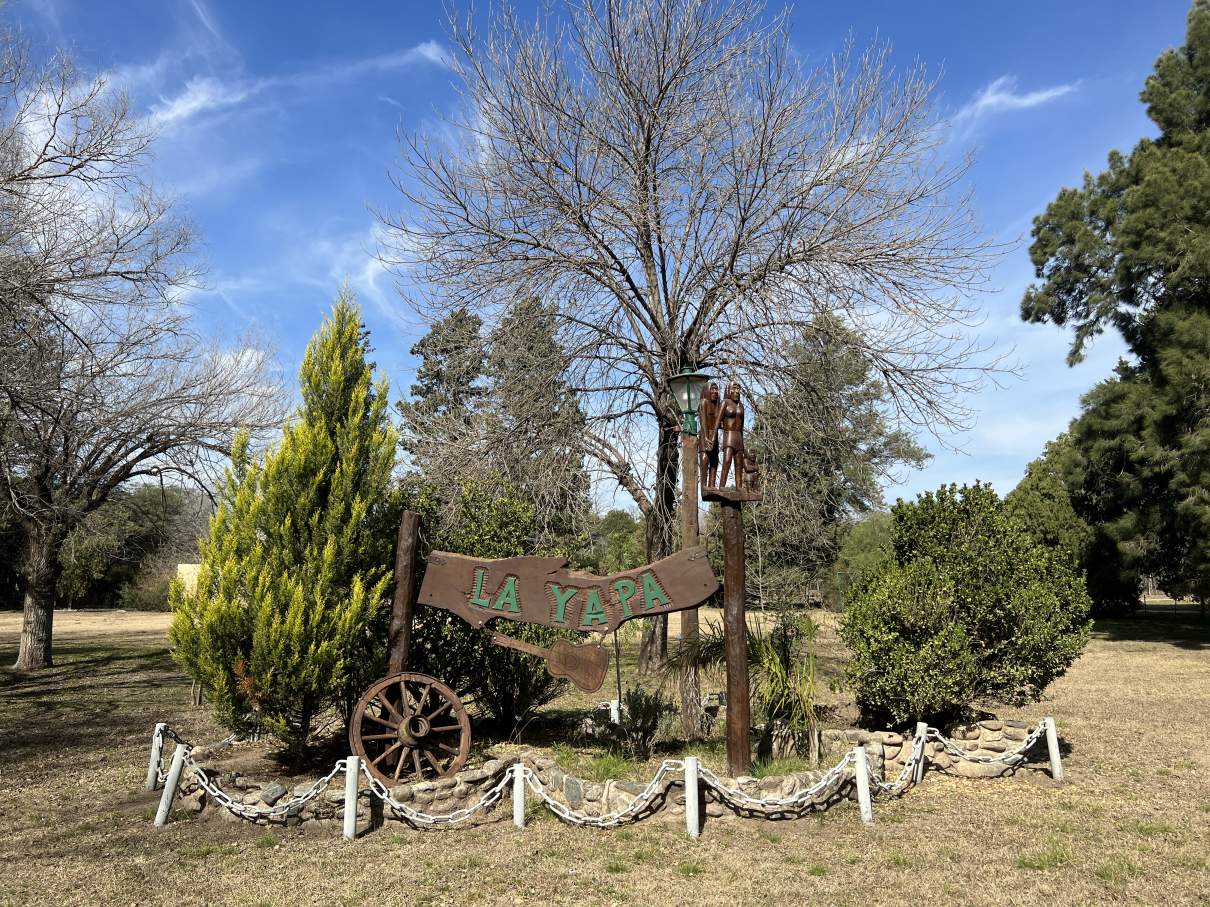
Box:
[684,756,700,839]
[154,743,188,826]
[146,723,166,791]
[913,721,928,784]
[853,746,874,825]
[512,764,526,829]
[1044,717,1064,783]
[343,756,360,840]
[609,699,621,724]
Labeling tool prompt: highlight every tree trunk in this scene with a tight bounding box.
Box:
[14,529,63,671]
[638,416,680,674]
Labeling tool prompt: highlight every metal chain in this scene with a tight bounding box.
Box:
[867,729,927,796]
[521,760,684,828]
[696,753,854,814]
[360,763,513,828]
[187,756,347,820]
[926,721,1047,765]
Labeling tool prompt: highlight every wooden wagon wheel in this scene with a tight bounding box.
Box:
[350,672,471,786]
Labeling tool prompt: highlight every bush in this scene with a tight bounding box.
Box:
[840,482,1091,727]
[611,687,670,761]
[170,296,398,759]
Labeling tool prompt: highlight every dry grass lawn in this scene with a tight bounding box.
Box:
[1,609,1208,906]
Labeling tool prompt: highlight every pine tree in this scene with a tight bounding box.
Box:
[1022,1,1210,614]
[170,294,397,758]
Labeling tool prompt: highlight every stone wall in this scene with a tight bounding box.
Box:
[174,718,1041,831]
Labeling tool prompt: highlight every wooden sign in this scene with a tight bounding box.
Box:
[417,546,719,635]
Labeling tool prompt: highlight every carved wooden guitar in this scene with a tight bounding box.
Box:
[490,632,609,693]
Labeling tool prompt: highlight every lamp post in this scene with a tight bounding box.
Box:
[669,366,711,740]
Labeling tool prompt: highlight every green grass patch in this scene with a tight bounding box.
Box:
[886,851,913,868]
[1095,859,1142,885]
[605,860,628,874]
[807,864,827,877]
[752,756,814,778]
[677,861,704,878]
[583,752,633,782]
[254,833,276,849]
[1016,842,1071,871]
[1123,820,1175,838]
[758,829,782,844]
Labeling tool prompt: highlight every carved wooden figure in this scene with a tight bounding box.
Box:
[743,451,761,493]
[712,381,747,489]
[698,381,721,489]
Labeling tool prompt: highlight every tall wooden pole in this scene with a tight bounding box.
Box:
[387,510,421,674]
[679,430,705,739]
[721,499,751,776]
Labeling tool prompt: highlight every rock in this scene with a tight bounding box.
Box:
[978,719,1003,732]
[980,740,1007,753]
[615,781,645,795]
[241,791,263,805]
[844,729,871,744]
[293,782,315,797]
[259,782,288,806]
[456,768,489,785]
[876,732,904,746]
[218,805,243,823]
[564,776,583,809]
[183,790,206,813]
[482,759,504,776]
[533,755,556,771]
[705,802,726,818]
[389,785,414,803]
[545,767,566,790]
[324,788,344,805]
[413,781,436,793]
[411,790,434,806]
[435,777,458,791]
[583,782,603,803]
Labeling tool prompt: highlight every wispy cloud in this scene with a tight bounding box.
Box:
[148,76,255,130]
[139,40,453,134]
[188,0,223,43]
[954,75,1077,130]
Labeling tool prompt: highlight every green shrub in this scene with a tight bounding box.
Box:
[840,482,1091,727]
[612,687,669,760]
[170,295,397,758]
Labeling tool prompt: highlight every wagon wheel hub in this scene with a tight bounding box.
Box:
[400,714,431,744]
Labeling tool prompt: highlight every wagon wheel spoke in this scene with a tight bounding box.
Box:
[423,750,444,773]
[365,712,398,730]
[435,741,460,756]
[361,732,397,741]
[425,700,452,721]
[394,746,411,781]
[429,723,461,733]
[412,747,424,777]
[380,695,404,724]
[398,680,413,718]
[371,741,403,768]
[416,683,432,714]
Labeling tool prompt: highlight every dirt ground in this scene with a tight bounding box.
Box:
[1,609,1208,906]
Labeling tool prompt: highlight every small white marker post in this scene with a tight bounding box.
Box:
[684,756,701,840]
[153,743,188,827]
[1044,717,1064,784]
[145,723,166,791]
[853,746,874,825]
[912,721,928,784]
[343,755,360,840]
[609,699,621,724]
[512,763,526,829]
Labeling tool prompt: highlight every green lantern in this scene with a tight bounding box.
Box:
[669,366,712,434]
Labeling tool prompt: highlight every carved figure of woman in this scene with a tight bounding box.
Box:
[713,381,746,489]
[698,381,721,489]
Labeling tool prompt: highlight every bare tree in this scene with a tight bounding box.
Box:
[0,33,283,670]
[381,0,996,671]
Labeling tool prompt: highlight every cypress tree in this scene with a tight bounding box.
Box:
[171,293,397,758]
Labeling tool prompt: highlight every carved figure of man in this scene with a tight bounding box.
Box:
[697,381,721,488]
[713,381,746,489]
[743,451,760,493]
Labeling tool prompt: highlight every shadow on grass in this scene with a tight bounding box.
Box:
[1091,614,1210,650]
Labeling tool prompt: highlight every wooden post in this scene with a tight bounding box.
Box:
[684,756,701,839]
[145,723,166,791]
[679,431,705,740]
[913,721,928,784]
[1044,717,1064,783]
[343,755,360,840]
[853,745,874,825]
[154,743,188,827]
[386,511,421,674]
[512,763,526,829]
[720,499,751,777]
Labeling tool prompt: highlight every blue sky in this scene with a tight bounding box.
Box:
[15,0,1192,508]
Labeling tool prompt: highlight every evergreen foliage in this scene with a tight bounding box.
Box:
[170,295,397,757]
[746,321,928,608]
[1021,2,1210,613]
[831,512,894,606]
[841,483,1091,727]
